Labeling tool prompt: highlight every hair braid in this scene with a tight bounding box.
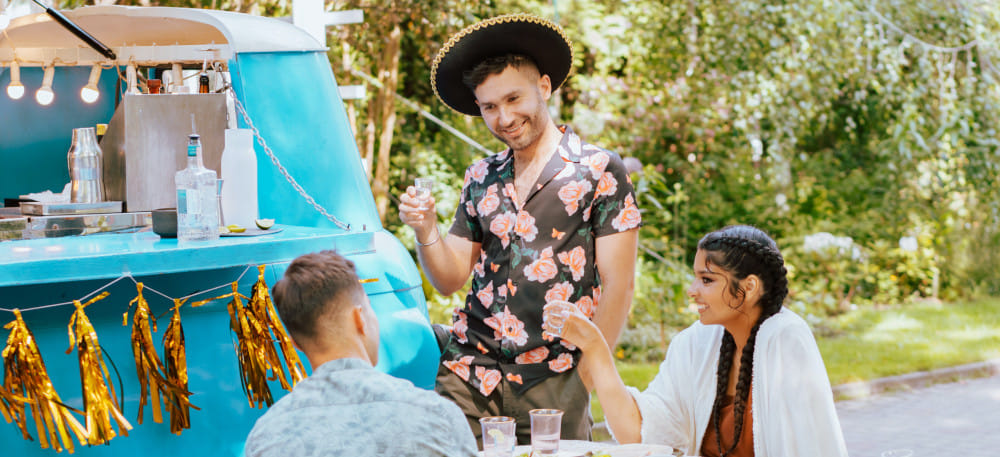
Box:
[711,331,736,455]
[697,225,789,455]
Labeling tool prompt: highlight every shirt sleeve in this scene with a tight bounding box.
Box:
[448,163,484,243]
[591,151,641,237]
[609,340,691,451]
[758,315,849,457]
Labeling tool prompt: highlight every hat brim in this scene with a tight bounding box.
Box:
[432,14,573,116]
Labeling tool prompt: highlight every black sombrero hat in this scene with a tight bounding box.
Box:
[431,13,573,116]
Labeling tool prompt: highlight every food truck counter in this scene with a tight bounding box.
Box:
[0,225,372,287]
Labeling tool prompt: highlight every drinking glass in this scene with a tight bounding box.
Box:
[881,450,914,457]
[529,409,563,455]
[480,416,515,457]
[541,300,575,339]
[414,177,434,211]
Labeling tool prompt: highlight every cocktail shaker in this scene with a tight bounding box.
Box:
[68,127,105,203]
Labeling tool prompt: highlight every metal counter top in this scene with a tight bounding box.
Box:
[0,225,373,287]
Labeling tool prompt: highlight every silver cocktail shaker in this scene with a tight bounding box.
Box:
[68,127,105,203]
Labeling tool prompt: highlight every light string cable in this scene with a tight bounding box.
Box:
[0,264,255,314]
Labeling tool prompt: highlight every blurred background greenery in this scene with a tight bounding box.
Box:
[44,0,999,373]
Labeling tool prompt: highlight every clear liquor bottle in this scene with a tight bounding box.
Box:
[175,134,219,242]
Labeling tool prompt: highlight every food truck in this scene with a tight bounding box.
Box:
[0,5,439,456]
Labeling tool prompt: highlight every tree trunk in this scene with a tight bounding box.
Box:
[371,22,402,223]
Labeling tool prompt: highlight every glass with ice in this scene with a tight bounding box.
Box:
[414,177,434,211]
[480,416,515,457]
[529,409,563,455]
[542,300,575,339]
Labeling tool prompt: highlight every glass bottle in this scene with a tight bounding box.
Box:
[175,134,219,242]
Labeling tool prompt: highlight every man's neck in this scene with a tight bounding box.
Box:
[512,121,562,165]
[305,343,373,371]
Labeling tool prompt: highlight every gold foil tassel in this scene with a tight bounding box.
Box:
[3,309,88,452]
[248,265,306,390]
[161,299,199,434]
[66,292,133,445]
[192,283,273,407]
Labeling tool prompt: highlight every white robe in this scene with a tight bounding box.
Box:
[611,308,849,457]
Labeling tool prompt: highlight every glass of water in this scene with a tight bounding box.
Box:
[414,177,434,211]
[881,450,913,457]
[480,416,515,457]
[529,409,563,455]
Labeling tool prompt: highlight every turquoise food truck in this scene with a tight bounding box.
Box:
[0,5,438,455]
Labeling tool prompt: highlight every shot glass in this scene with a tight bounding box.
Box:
[480,416,516,457]
[541,300,575,339]
[529,409,563,455]
[414,177,434,211]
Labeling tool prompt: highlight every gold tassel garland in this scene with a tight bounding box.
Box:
[66,292,133,445]
[205,283,275,407]
[161,298,198,434]
[3,309,88,453]
[248,265,306,390]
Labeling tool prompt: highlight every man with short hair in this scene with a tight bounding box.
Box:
[243,250,478,457]
[398,14,641,444]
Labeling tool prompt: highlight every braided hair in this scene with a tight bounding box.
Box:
[697,225,789,457]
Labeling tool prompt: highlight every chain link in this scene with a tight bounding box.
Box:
[228,88,351,231]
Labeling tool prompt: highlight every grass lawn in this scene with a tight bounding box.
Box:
[591,297,1000,424]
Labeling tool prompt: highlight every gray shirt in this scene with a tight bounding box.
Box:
[244,358,479,457]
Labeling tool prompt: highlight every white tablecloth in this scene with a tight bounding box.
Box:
[484,439,677,457]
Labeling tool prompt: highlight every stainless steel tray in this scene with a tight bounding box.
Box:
[20,201,123,216]
[22,212,150,238]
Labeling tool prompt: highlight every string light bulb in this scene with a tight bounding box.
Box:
[80,64,101,103]
[6,61,24,100]
[126,63,139,94]
[35,65,55,106]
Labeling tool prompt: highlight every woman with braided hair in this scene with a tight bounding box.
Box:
[549,225,848,456]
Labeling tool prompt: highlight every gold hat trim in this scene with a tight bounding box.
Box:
[430,13,574,113]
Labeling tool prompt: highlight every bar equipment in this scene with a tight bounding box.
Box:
[68,126,105,203]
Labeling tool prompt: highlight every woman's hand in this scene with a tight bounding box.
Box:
[542,301,609,356]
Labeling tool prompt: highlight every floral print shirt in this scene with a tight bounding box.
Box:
[444,125,641,396]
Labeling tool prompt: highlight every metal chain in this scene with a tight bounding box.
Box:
[228,87,351,231]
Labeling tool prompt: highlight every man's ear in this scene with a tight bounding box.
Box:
[538,73,552,99]
[352,305,370,337]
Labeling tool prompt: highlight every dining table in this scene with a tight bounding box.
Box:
[482,439,685,457]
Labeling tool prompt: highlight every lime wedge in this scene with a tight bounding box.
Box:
[255,218,275,230]
[227,224,246,233]
[487,429,506,444]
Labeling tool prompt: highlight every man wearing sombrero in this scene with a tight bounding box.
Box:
[399,13,641,444]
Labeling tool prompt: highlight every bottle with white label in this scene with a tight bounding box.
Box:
[220,128,258,229]
[175,133,219,242]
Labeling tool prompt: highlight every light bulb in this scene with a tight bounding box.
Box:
[126,63,138,94]
[6,61,24,99]
[80,64,101,103]
[35,65,54,106]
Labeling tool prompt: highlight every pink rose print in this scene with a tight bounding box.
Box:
[514,210,538,242]
[548,353,573,373]
[558,180,593,216]
[489,212,516,248]
[444,355,475,381]
[582,151,610,179]
[474,251,486,277]
[452,309,469,343]
[465,200,477,217]
[544,281,574,302]
[476,366,503,396]
[477,281,494,308]
[484,306,528,346]
[524,247,558,283]
[596,171,618,197]
[477,184,500,217]
[612,194,641,231]
[575,296,596,319]
[469,160,489,184]
[557,246,587,281]
[515,346,550,364]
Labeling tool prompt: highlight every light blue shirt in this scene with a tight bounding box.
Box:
[245,357,478,457]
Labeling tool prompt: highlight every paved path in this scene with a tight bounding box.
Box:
[836,374,1000,457]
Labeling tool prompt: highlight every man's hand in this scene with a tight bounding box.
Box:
[399,186,438,244]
